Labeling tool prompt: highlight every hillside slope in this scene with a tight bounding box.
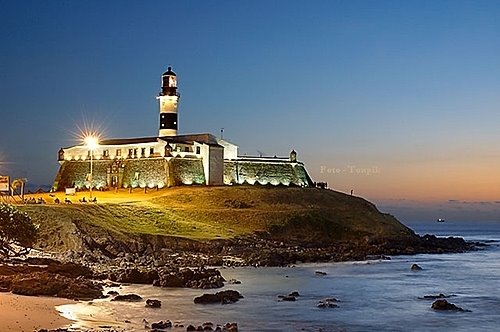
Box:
[19,187,416,256]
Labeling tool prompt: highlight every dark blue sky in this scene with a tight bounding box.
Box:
[2,1,500,221]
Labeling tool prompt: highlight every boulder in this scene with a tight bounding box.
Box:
[151,320,172,329]
[111,294,143,302]
[317,298,338,308]
[194,290,243,304]
[145,299,162,308]
[411,263,423,271]
[226,279,241,285]
[153,267,225,289]
[223,322,238,332]
[280,295,296,302]
[315,271,327,276]
[431,299,466,311]
[2,271,103,301]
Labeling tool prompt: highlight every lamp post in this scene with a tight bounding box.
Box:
[84,136,98,199]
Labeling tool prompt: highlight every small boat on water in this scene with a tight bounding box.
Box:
[436,218,445,223]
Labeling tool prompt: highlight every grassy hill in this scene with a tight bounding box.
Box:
[19,186,416,254]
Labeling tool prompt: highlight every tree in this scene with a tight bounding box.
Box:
[0,203,38,258]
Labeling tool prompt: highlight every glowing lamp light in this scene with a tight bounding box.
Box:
[84,136,99,150]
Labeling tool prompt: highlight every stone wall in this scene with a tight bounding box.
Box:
[53,157,206,191]
[53,160,113,190]
[121,159,168,188]
[223,160,313,187]
[169,158,206,186]
[53,158,312,191]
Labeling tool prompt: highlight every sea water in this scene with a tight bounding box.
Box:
[58,222,500,331]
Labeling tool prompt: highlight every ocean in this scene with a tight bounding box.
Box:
[58,221,500,331]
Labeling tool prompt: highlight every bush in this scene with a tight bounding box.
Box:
[0,204,39,257]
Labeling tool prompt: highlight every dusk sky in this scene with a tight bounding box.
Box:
[2,0,500,222]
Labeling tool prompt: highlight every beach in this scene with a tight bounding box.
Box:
[52,222,500,332]
[0,292,72,332]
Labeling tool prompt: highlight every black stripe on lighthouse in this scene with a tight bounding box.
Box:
[160,113,178,130]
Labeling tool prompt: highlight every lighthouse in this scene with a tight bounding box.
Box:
[157,66,180,137]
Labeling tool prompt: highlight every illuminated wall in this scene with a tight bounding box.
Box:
[52,153,313,190]
[53,157,206,191]
[122,159,168,188]
[224,160,313,187]
[54,160,113,190]
[169,158,205,186]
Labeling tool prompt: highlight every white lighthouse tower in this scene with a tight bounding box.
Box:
[157,66,180,137]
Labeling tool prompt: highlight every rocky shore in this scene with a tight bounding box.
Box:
[0,232,482,332]
[50,231,477,273]
[0,231,475,299]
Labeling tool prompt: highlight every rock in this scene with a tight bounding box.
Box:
[226,279,241,285]
[223,322,238,332]
[1,271,103,300]
[411,263,423,271]
[317,298,338,308]
[145,299,162,308]
[186,325,196,331]
[280,295,296,302]
[194,290,243,304]
[107,290,119,296]
[151,320,172,329]
[431,299,466,311]
[112,268,158,284]
[153,267,225,289]
[46,262,94,278]
[315,271,327,276]
[111,294,143,302]
[288,291,300,297]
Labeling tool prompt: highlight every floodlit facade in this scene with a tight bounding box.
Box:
[52,67,312,191]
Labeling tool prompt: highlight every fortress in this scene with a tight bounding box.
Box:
[52,67,313,191]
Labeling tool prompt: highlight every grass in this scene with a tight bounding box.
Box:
[19,186,414,247]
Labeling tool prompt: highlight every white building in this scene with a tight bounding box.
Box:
[53,67,311,191]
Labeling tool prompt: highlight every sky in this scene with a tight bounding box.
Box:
[1,0,500,222]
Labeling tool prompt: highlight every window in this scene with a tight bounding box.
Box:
[116,149,121,157]
[133,149,138,157]
[103,150,109,158]
[128,149,133,158]
[150,147,154,155]
[141,148,146,157]
[196,146,200,154]
[184,147,190,152]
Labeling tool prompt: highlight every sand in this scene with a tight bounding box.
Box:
[0,292,73,332]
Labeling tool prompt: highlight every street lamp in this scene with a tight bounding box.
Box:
[84,136,98,199]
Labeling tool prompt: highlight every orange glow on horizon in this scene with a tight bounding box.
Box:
[310,156,500,203]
